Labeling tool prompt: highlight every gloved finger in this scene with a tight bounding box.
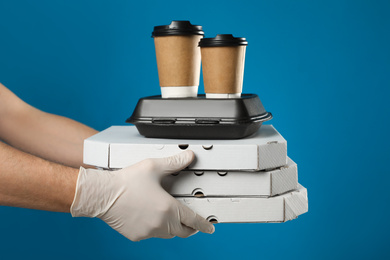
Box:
[153,150,195,177]
[158,234,175,239]
[178,203,215,234]
[170,223,198,238]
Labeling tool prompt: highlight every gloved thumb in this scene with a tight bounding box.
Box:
[154,150,195,177]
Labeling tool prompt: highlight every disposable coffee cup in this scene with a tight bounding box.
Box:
[152,21,204,98]
[199,34,248,98]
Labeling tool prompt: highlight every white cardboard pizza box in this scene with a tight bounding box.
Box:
[162,157,298,197]
[83,125,287,171]
[176,184,308,223]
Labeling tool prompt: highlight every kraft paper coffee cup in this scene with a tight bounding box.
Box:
[199,34,248,98]
[152,21,204,98]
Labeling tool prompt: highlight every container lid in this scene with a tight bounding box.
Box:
[199,34,248,47]
[152,21,204,37]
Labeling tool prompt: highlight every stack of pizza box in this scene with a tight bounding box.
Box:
[83,124,308,223]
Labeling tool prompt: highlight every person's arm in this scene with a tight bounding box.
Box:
[0,140,214,240]
[0,140,78,212]
[0,83,98,168]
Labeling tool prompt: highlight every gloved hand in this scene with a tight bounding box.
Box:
[70,150,215,241]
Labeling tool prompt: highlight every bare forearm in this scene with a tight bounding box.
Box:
[0,141,78,212]
[13,110,98,168]
[0,84,98,168]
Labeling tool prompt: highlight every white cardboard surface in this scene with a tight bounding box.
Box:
[83,125,287,170]
[162,158,298,197]
[176,184,308,223]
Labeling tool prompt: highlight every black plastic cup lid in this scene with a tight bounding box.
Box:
[152,21,204,37]
[199,34,248,47]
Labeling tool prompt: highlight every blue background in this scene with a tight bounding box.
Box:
[1,0,389,259]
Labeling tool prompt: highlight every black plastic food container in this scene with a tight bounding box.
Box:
[126,94,272,139]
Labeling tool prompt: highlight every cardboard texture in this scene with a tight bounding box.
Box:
[176,184,308,223]
[201,46,246,94]
[154,35,203,87]
[162,157,297,197]
[83,125,287,170]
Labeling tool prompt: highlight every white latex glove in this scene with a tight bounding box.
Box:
[70,150,215,241]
